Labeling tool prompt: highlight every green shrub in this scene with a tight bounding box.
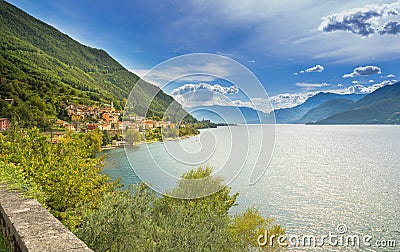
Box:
[0,127,117,229]
[77,167,285,252]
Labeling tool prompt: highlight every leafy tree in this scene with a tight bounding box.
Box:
[125,129,145,145]
[0,127,117,229]
[76,167,285,252]
[178,124,199,137]
[83,129,103,155]
[111,133,121,141]
[76,185,156,251]
[102,130,111,146]
[229,208,286,251]
[151,167,239,251]
[161,127,178,138]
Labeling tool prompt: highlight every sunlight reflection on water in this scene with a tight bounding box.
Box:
[103,125,400,251]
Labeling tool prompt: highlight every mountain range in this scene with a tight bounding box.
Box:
[315,82,400,124]
[189,83,400,125]
[296,98,355,124]
[0,0,193,129]
[270,83,400,124]
[264,92,366,124]
[188,105,267,124]
[188,93,366,124]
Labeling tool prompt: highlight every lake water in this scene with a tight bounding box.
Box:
[102,125,400,251]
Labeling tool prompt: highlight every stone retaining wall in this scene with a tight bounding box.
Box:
[0,185,93,252]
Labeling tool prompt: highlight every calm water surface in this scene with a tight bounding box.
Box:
[102,125,400,251]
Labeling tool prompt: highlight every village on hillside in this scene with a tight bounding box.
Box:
[0,101,178,146]
[57,103,175,132]
[55,103,178,145]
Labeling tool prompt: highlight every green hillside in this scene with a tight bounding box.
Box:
[0,0,192,129]
[297,98,355,123]
[317,82,400,124]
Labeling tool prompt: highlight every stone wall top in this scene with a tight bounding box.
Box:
[0,185,93,252]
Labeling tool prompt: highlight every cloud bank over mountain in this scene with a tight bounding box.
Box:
[347,79,398,93]
[171,83,238,96]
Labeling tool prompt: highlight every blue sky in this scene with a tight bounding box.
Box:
[7,0,400,111]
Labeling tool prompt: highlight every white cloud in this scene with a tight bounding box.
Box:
[170,82,275,113]
[268,92,316,109]
[352,80,360,84]
[319,2,400,36]
[295,82,330,88]
[173,92,274,113]
[131,57,237,87]
[369,79,375,83]
[171,83,240,111]
[379,20,400,35]
[343,65,382,78]
[387,73,396,78]
[347,79,398,93]
[296,64,325,74]
[305,64,325,73]
[171,83,238,96]
[337,83,343,87]
[132,68,226,87]
[179,1,400,63]
[347,86,357,93]
[172,85,317,112]
[175,94,246,109]
[249,97,274,112]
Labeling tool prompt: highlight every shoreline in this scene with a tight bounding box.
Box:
[101,133,198,151]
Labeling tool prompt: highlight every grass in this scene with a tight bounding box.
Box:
[0,231,9,252]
